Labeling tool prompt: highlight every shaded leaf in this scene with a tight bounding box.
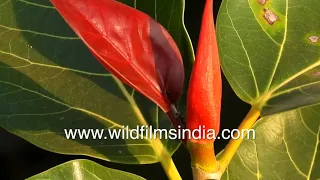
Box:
[27,159,145,180]
[217,0,320,116]
[221,104,320,180]
[0,0,193,164]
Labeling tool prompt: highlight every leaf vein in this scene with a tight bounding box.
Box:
[0,80,124,128]
[298,109,318,136]
[307,127,320,180]
[282,119,308,177]
[270,80,320,98]
[253,141,261,180]
[236,151,257,176]
[264,0,289,92]
[18,0,55,9]
[226,0,260,98]
[0,24,79,39]
[0,50,111,77]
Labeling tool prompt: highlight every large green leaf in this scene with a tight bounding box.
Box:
[0,0,194,164]
[217,0,320,116]
[222,104,320,180]
[27,159,145,180]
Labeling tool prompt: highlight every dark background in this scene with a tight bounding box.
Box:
[1,0,250,179]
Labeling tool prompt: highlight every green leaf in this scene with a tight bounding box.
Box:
[217,0,320,116]
[222,105,320,180]
[221,104,320,180]
[0,0,193,164]
[27,159,145,180]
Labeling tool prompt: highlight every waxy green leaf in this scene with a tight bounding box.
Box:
[217,0,320,116]
[217,1,319,179]
[0,0,193,164]
[27,159,145,180]
[221,104,320,180]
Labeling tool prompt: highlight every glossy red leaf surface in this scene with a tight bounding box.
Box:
[186,0,222,142]
[49,0,185,112]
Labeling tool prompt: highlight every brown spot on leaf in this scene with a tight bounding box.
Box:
[258,0,267,5]
[312,71,320,76]
[263,8,278,25]
[309,36,319,43]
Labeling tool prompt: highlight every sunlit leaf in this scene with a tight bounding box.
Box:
[217,0,320,116]
[221,104,320,180]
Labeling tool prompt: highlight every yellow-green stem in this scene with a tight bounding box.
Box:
[159,151,182,180]
[219,107,261,173]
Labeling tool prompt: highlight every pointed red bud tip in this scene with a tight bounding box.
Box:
[49,0,184,113]
[186,0,222,143]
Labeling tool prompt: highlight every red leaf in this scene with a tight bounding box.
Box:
[49,0,185,112]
